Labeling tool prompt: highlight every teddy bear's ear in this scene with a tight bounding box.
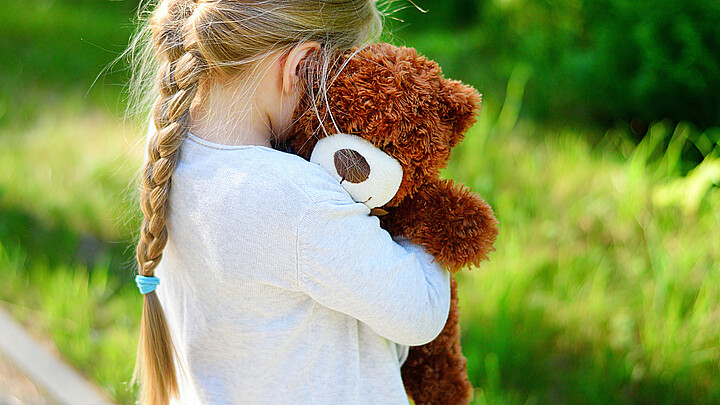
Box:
[440,79,482,148]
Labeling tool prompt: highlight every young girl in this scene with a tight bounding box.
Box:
[130,1,451,404]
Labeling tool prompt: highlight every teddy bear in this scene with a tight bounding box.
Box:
[279,42,499,405]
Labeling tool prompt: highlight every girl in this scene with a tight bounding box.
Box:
[129,1,451,404]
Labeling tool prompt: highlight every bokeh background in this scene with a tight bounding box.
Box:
[1,0,718,403]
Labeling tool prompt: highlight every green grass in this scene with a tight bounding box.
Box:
[0,0,136,128]
[0,100,144,404]
[447,71,720,404]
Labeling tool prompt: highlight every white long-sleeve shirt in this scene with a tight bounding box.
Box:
[155,133,451,405]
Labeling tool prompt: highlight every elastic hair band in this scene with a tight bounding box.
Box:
[135,275,160,295]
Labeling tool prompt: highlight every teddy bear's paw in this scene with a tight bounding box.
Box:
[401,179,499,272]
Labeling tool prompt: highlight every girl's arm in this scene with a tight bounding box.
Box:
[296,198,451,346]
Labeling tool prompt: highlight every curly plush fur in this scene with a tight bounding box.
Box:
[281,43,499,405]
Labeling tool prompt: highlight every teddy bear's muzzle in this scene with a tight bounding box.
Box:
[310,133,403,209]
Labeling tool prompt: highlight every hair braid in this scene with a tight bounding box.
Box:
[133,2,206,404]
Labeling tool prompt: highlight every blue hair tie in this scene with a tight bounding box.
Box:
[135,275,160,295]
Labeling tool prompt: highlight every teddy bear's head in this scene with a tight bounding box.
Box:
[284,42,481,207]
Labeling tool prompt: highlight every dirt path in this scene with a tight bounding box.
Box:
[0,352,49,405]
[0,307,115,405]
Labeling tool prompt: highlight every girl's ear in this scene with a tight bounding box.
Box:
[282,42,320,94]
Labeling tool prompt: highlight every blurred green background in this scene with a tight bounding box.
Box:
[0,0,718,404]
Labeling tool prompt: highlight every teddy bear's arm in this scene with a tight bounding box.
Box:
[381,178,498,273]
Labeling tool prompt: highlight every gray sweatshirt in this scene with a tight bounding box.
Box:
[156,133,451,405]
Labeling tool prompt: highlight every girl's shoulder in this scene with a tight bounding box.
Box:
[178,133,352,207]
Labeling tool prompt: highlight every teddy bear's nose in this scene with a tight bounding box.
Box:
[334,148,370,183]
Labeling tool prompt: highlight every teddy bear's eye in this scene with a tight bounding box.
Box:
[334,149,370,183]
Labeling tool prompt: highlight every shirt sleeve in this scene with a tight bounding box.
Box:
[296,197,451,346]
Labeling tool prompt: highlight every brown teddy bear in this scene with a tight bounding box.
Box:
[280,42,499,405]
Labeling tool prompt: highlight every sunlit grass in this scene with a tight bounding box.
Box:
[0,100,142,240]
[0,100,143,404]
[447,70,720,404]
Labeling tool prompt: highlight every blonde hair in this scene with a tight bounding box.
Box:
[126,1,382,404]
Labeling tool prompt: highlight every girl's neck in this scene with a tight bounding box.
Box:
[190,105,273,148]
[189,64,280,148]
[189,83,273,147]
[187,47,310,148]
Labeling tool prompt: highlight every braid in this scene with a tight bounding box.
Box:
[138,52,203,274]
[133,2,205,404]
